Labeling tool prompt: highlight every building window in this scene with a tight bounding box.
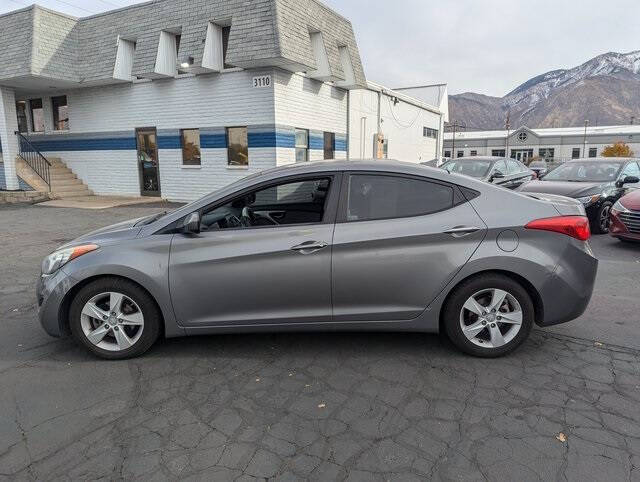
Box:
[517,131,528,142]
[539,148,555,160]
[30,98,44,132]
[470,150,477,156]
[295,128,309,162]
[457,151,464,158]
[589,147,597,158]
[222,26,233,68]
[16,101,28,133]
[181,129,201,165]
[444,150,451,158]
[227,127,248,166]
[423,127,438,139]
[323,132,335,160]
[491,149,506,157]
[51,95,69,131]
[572,148,581,159]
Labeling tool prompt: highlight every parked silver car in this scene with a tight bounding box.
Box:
[37,160,598,359]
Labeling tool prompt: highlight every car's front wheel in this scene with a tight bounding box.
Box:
[592,201,613,234]
[69,278,161,359]
[443,274,534,357]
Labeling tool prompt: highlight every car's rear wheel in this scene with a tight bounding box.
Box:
[592,201,613,234]
[69,278,161,360]
[443,274,534,357]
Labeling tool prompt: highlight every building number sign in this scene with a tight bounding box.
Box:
[252,75,271,88]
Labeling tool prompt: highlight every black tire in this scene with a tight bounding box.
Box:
[443,274,535,358]
[592,201,613,235]
[69,277,161,360]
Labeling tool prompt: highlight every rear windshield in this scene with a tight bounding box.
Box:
[543,162,622,182]
[441,160,492,178]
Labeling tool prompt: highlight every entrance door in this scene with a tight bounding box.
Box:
[136,128,161,196]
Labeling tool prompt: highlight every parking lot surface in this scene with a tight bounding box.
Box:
[1,203,639,481]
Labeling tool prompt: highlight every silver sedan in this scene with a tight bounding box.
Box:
[37,160,598,359]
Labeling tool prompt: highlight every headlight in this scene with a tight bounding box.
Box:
[41,244,99,275]
[576,194,601,206]
[612,199,629,213]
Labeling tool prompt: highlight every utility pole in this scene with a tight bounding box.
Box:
[583,119,589,157]
[451,120,458,158]
[505,113,511,158]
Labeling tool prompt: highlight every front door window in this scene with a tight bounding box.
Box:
[136,128,160,196]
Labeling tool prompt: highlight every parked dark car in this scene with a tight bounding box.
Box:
[440,156,535,189]
[37,160,597,360]
[610,190,640,242]
[528,160,549,178]
[517,158,640,234]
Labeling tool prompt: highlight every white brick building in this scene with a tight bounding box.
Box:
[0,1,446,201]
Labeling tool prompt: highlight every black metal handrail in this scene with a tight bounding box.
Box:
[14,131,51,190]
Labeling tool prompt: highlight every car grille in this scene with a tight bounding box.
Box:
[619,211,640,234]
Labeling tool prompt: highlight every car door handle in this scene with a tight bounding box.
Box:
[443,226,481,237]
[291,241,329,253]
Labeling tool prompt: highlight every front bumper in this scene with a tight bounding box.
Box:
[36,268,77,338]
[609,209,640,241]
[537,240,598,326]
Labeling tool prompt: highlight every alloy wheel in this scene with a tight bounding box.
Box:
[459,288,523,348]
[80,292,145,352]
[600,205,611,233]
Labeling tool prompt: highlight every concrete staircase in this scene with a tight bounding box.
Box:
[17,157,93,199]
[48,158,93,198]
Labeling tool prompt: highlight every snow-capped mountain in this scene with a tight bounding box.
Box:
[449,50,640,129]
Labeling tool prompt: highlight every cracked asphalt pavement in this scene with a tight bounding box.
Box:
[1,203,639,481]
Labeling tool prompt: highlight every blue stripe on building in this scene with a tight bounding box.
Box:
[335,136,347,152]
[24,128,347,152]
[30,137,136,151]
[309,134,324,150]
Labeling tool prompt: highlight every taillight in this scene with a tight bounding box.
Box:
[525,216,591,241]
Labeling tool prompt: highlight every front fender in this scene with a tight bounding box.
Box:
[61,234,185,338]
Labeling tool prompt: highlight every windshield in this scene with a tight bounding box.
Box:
[543,162,622,182]
[441,160,492,178]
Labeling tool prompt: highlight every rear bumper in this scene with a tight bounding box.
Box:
[537,241,598,326]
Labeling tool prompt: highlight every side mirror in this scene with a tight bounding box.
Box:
[616,176,639,188]
[491,171,505,181]
[182,212,201,234]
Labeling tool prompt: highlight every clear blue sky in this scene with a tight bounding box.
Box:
[2,0,639,97]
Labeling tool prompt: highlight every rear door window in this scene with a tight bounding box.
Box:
[493,160,507,175]
[345,174,454,222]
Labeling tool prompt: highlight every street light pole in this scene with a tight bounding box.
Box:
[583,120,589,157]
[451,120,458,158]
[505,113,511,158]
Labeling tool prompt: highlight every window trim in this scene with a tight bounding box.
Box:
[189,172,343,233]
[29,98,44,133]
[180,128,202,166]
[295,128,309,163]
[336,171,466,224]
[226,126,249,166]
